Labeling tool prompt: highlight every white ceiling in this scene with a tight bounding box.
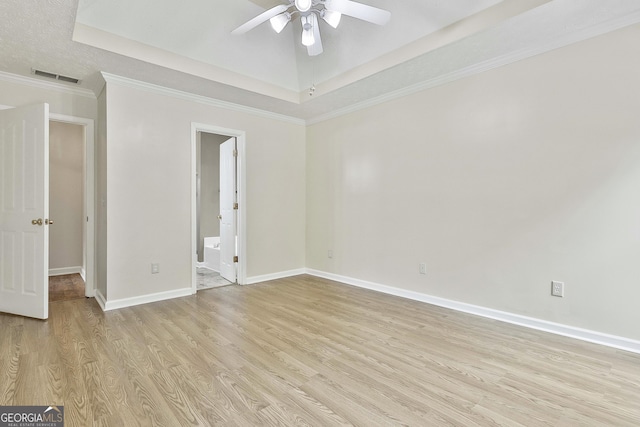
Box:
[74,0,502,93]
[1,0,640,121]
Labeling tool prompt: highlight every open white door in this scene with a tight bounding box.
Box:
[0,103,49,319]
[219,137,236,283]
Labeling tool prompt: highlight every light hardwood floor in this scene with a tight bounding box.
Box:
[49,273,85,302]
[1,275,639,426]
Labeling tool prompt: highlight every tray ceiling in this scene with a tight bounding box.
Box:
[1,0,640,121]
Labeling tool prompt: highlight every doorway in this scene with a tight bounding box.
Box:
[196,132,234,289]
[49,114,95,299]
[191,123,246,293]
[48,120,86,301]
[0,105,94,319]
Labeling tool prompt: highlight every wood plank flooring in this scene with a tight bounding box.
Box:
[49,273,85,302]
[1,274,639,426]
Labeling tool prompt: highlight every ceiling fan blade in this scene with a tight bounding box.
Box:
[232,4,289,35]
[324,0,390,25]
[307,14,323,56]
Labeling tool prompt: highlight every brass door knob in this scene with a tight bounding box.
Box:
[32,218,43,226]
[217,215,222,220]
[45,219,54,225]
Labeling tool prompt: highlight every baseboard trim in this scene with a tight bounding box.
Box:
[49,266,83,276]
[305,269,640,354]
[101,288,194,311]
[245,268,307,285]
[95,289,107,311]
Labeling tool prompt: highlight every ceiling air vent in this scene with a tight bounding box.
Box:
[31,68,81,84]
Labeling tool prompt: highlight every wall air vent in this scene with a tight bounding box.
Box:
[31,68,81,84]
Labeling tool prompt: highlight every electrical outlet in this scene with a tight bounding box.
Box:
[151,263,160,274]
[419,263,427,275]
[551,280,564,297]
[328,250,333,259]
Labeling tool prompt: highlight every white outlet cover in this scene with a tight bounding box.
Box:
[419,263,427,274]
[551,280,564,297]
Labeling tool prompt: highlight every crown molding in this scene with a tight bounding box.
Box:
[74,22,300,102]
[101,72,306,126]
[307,8,640,125]
[0,70,96,99]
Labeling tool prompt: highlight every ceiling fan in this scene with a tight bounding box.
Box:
[232,0,391,56]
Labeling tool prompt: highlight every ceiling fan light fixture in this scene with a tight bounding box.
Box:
[232,0,391,56]
[322,10,342,28]
[270,12,290,33]
[294,0,312,13]
[301,27,315,46]
[301,16,315,46]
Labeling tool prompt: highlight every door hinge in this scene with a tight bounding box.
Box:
[233,203,238,210]
[233,256,238,263]
[233,149,238,157]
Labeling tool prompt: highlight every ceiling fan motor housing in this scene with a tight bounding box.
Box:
[295,0,313,12]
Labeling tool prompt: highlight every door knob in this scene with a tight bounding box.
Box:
[45,219,54,225]
[32,218,43,226]
[217,215,222,220]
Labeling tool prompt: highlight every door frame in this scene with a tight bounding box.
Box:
[49,113,95,298]
[190,123,247,292]
[0,105,95,298]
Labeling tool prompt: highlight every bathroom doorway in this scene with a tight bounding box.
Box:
[191,124,246,291]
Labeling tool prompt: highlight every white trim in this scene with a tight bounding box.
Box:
[102,72,305,126]
[190,123,248,292]
[245,268,307,285]
[236,135,247,286]
[74,23,300,102]
[48,266,82,276]
[0,70,96,99]
[307,9,640,125]
[95,290,107,311]
[49,113,96,300]
[191,126,198,294]
[305,269,640,355]
[101,288,193,311]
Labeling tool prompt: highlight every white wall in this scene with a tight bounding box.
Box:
[49,121,84,271]
[306,24,640,341]
[0,74,97,119]
[101,79,306,302]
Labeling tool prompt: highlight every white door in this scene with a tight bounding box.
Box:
[219,137,236,283]
[0,103,49,319]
